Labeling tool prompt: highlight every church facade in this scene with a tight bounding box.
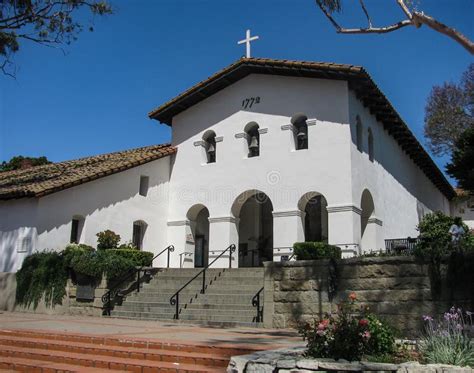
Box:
[0,58,457,272]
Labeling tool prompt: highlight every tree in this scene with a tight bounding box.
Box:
[0,0,112,77]
[424,63,473,156]
[0,155,51,171]
[316,0,474,54]
[446,127,474,193]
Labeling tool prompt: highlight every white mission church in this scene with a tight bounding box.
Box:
[2,56,469,273]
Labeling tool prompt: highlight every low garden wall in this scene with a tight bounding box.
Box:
[263,255,474,336]
[0,272,107,316]
[227,347,474,373]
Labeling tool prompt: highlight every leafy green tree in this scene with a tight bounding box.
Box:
[96,230,121,250]
[415,211,470,258]
[0,155,51,171]
[0,0,112,76]
[424,63,473,156]
[446,127,474,193]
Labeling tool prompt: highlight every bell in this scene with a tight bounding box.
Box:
[297,128,307,140]
[207,143,215,154]
[249,135,259,150]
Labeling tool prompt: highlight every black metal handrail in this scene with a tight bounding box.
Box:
[170,244,236,320]
[102,245,174,315]
[252,286,264,323]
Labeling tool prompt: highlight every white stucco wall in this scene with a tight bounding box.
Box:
[167,74,357,263]
[0,157,171,272]
[347,91,450,246]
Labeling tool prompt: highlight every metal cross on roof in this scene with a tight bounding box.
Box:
[238,29,259,58]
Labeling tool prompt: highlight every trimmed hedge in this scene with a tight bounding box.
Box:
[66,247,154,281]
[107,249,153,267]
[293,242,341,260]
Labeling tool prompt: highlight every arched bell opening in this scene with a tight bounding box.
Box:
[291,113,308,150]
[244,121,260,158]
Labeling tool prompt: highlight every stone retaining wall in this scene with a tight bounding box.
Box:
[227,347,474,373]
[0,272,107,316]
[263,255,474,336]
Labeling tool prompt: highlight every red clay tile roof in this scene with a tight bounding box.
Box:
[0,144,176,200]
[148,57,455,200]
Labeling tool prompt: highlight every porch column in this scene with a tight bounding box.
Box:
[362,217,384,252]
[326,204,361,257]
[208,216,239,268]
[272,210,305,261]
[166,220,194,268]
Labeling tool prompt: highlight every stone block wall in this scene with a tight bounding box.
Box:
[263,255,474,336]
[0,272,107,316]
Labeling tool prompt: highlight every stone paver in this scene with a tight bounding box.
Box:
[0,311,302,350]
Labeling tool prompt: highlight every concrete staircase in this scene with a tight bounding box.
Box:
[110,268,264,326]
[0,329,257,372]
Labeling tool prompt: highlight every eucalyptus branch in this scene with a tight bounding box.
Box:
[359,0,372,28]
[315,0,474,54]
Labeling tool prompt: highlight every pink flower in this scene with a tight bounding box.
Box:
[359,319,369,327]
[349,292,357,301]
[318,319,330,330]
[362,331,371,340]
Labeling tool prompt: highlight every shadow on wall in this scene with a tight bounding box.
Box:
[0,272,16,311]
[0,230,34,273]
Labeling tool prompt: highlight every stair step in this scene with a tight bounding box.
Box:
[111,310,259,322]
[0,345,225,372]
[0,355,129,373]
[117,301,256,310]
[0,335,229,367]
[0,330,255,357]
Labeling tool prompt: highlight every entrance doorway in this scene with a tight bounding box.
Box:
[186,204,210,268]
[232,191,273,267]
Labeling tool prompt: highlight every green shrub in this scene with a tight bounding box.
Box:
[366,314,396,356]
[299,292,395,361]
[16,251,68,308]
[293,242,341,260]
[118,242,138,251]
[107,249,153,267]
[414,212,471,259]
[96,230,121,250]
[68,248,153,281]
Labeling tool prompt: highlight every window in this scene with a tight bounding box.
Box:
[368,128,374,162]
[70,216,84,243]
[356,115,363,152]
[203,130,216,164]
[139,175,149,196]
[291,113,308,150]
[245,122,260,157]
[132,221,147,250]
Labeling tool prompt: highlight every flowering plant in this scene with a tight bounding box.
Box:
[299,293,395,361]
[419,307,474,367]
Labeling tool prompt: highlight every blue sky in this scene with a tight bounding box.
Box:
[0,0,472,184]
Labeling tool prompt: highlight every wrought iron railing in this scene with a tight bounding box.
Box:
[170,244,236,320]
[252,287,264,323]
[102,245,174,315]
[385,237,419,255]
